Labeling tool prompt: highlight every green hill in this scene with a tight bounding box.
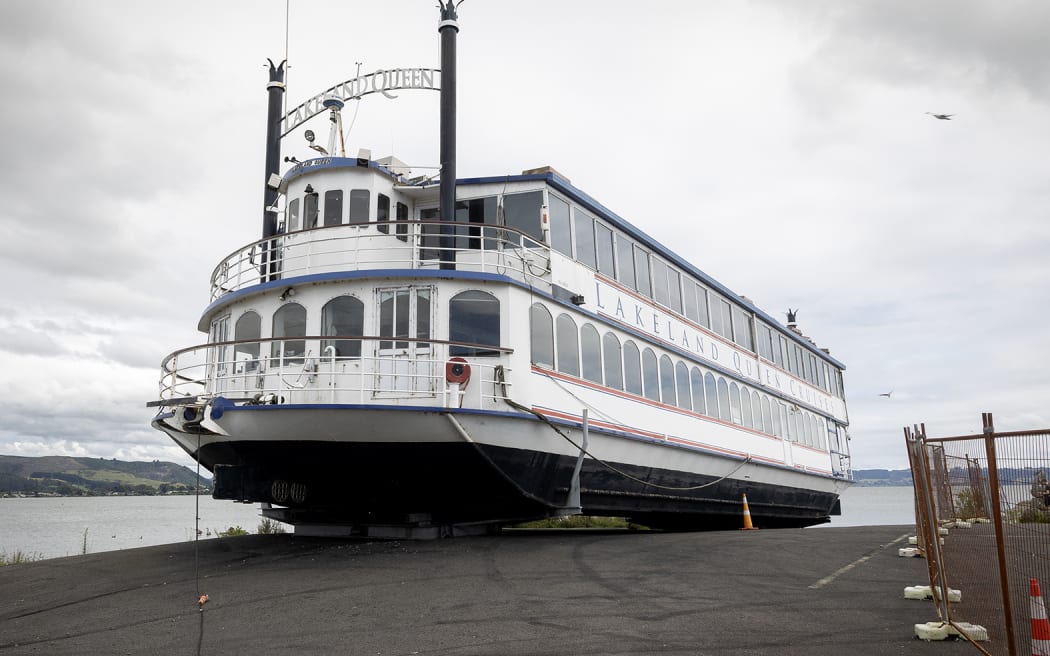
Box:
[0,455,211,496]
[852,469,914,487]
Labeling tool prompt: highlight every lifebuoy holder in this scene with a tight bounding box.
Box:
[445,357,471,388]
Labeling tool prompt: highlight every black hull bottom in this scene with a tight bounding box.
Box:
[204,440,841,530]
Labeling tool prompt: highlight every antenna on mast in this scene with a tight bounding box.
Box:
[343,62,363,145]
[323,96,346,157]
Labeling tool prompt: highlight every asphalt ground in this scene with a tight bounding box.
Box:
[0,525,965,655]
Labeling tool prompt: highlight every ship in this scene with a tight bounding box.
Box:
[149,3,852,537]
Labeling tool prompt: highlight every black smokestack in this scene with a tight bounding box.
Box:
[263,59,286,240]
[438,1,459,270]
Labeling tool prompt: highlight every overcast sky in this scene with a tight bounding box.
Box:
[0,0,1047,472]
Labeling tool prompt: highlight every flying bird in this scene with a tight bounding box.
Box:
[879,391,893,398]
[926,112,954,120]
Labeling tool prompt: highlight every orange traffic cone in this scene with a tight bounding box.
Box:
[1032,579,1050,656]
[741,493,758,530]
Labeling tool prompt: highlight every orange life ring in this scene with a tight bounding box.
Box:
[446,357,471,388]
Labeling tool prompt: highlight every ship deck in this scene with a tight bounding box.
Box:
[1,525,953,655]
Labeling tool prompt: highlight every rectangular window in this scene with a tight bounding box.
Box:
[416,288,431,350]
[652,259,669,307]
[719,299,733,340]
[287,198,300,232]
[791,344,803,377]
[377,193,390,233]
[574,211,596,269]
[456,197,498,250]
[733,307,753,351]
[595,222,615,277]
[683,281,698,323]
[304,192,318,229]
[349,189,370,224]
[379,288,432,351]
[633,246,651,297]
[775,335,787,369]
[503,191,544,244]
[396,202,409,242]
[666,267,682,314]
[614,235,635,291]
[756,323,771,360]
[549,195,572,256]
[419,207,440,259]
[709,293,723,336]
[324,190,343,226]
[695,283,710,328]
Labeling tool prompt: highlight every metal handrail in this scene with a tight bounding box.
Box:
[155,335,514,409]
[210,220,552,301]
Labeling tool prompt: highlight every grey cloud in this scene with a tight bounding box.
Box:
[767,0,1050,108]
[0,324,65,356]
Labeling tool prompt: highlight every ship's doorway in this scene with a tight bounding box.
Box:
[207,314,230,395]
[375,286,435,396]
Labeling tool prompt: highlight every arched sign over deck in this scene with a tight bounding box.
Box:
[280,68,441,137]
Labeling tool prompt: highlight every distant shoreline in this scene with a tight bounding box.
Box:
[1,490,211,499]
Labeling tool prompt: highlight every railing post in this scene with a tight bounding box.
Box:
[983,412,1017,656]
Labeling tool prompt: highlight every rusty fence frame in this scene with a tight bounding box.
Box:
[906,412,1050,656]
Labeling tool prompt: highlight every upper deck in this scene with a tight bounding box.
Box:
[204,157,847,414]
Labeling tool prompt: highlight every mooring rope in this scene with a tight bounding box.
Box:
[503,397,751,492]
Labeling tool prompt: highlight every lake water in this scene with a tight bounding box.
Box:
[0,495,266,560]
[0,486,916,561]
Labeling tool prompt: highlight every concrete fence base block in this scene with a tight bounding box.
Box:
[898,547,923,558]
[937,527,949,536]
[907,536,944,545]
[970,518,991,524]
[904,585,962,602]
[943,520,972,529]
[914,622,989,642]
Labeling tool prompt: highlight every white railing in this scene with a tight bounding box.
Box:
[211,221,552,301]
[156,336,514,411]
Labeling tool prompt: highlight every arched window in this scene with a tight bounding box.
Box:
[704,372,718,419]
[271,302,306,363]
[728,382,741,424]
[659,355,676,405]
[751,391,762,432]
[450,290,500,356]
[675,362,691,411]
[771,400,783,437]
[321,296,364,358]
[234,311,261,371]
[602,333,623,390]
[761,395,772,435]
[690,367,706,415]
[740,386,753,429]
[556,314,580,376]
[580,323,602,383]
[529,303,554,368]
[623,340,642,395]
[642,348,659,401]
[717,377,731,420]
